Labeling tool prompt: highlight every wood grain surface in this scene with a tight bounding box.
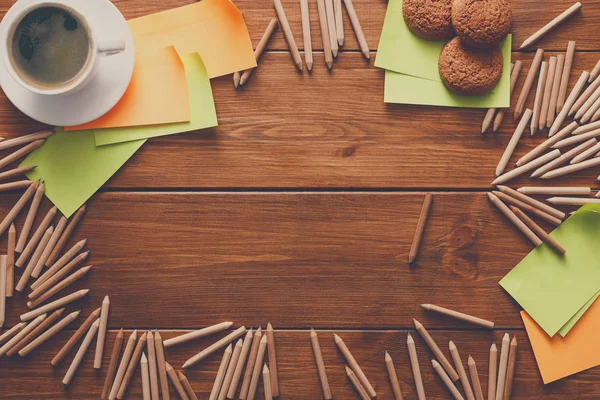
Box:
[0,0,598,398]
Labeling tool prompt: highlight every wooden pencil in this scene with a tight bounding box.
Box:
[510,206,565,254]
[531,139,596,178]
[413,319,459,381]
[385,351,404,400]
[0,139,44,170]
[421,304,494,329]
[517,186,591,195]
[29,252,90,300]
[449,340,475,400]
[570,76,600,117]
[571,141,600,163]
[0,322,26,346]
[8,307,65,356]
[0,256,5,328]
[493,61,523,133]
[15,182,44,252]
[16,225,53,292]
[102,329,124,400]
[593,107,600,123]
[346,365,370,400]
[334,0,343,46]
[239,327,262,400]
[324,0,339,57]
[498,109,532,175]
[117,331,148,399]
[16,206,57,268]
[520,4,582,49]
[300,0,313,71]
[581,97,600,124]
[0,165,35,182]
[63,318,100,385]
[239,19,278,86]
[266,322,280,396]
[344,0,370,60]
[495,333,511,400]
[553,128,600,149]
[179,371,200,400]
[496,185,565,220]
[165,323,235,348]
[550,70,589,136]
[492,191,562,226]
[502,337,518,400]
[154,331,171,400]
[227,329,253,400]
[317,0,334,69]
[182,326,247,369]
[539,57,556,130]
[574,120,600,135]
[514,49,544,121]
[246,335,268,400]
[32,215,67,278]
[542,156,600,179]
[591,58,600,82]
[516,121,578,166]
[46,204,86,267]
[146,331,160,400]
[334,333,377,397]
[93,295,110,369]
[109,330,138,400]
[263,364,273,400]
[0,314,47,358]
[141,353,151,400]
[468,355,484,400]
[0,180,32,192]
[166,362,190,400]
[21,289,89,322]
[27,265,92,309]
[32,239,88,290]
[487,193,542,246]
[575,86,600,121]
[531,61,548,135]
[407,333,426,400]
[6,225,15,297]
[274,0,303,71]
[489,342,498,400]
[484,63,515,133]
[310,329,333,400]
[432,359,465,400]
[20,310,79,357]
[0,181,38,237]
[219,339,243,400]
[52,307,101,366]
[0,131,52,151]
[408,193,433,264]
[547,55,565,127]
[491,150,560,185]
[548,197,600,205]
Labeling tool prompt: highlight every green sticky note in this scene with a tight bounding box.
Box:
[94,52,217,146]
[22,128,145,217]
[559,291,600,337]
[500,205,600,337]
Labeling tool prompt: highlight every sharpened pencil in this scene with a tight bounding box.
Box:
[164,322,234,348]
[514,49,544,121]
[488,193,542,246]
[63,319,99,385]
[468,355,484,400]
[52,307,100,366]
[317,0,334,69]
[432,359,465,400]
[413,319,459,381]
[346,365,370,400]
[489,342,498,400]
[183,326,247,369]
[239,19,278,87]
[407,332,426,400]
[503,337,518,400]
[510,206,565,254]
[385,351,404,400]
[551,70,588,136]
[274,0,303,71]
[300,0,313,71]
[495,333,511,400]
[520,5,582,49]
[117,331,148,399]
[344,0,369,60]
[334,333,377,397]
[409,193,433,264]
[449,341,475,400]
[421,304,494,328]
[310,329,333,400]
[227,329,253,400]
[102,329,124,400]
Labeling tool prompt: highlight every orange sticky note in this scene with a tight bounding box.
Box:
[521,302,600,384]
[67,46,190,131]
[127,0,256,78]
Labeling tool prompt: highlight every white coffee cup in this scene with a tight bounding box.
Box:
[2,1,126,96]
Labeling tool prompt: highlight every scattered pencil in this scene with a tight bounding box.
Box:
[432,359,465,400]
[52,307,101,366]
[520,4,582,49]
[495,333,511,400]
[0,314,47,358]
[547,54,564,127]
[493,61,523,132]
[408,193,433,264]
[554,128,600,149]
[310,329,333,400]
[407,333,426,400]
[421,304,494,329]
[542,157,600,179]
[263,364,273,400]
[483,62,515,133]
[219,339,243,400]
[550,70,588,137]
[491,149,560,185]
[20,289,89,322]
[0,139,44,169]
[0,322,26,346]
[117,331,148,399]
[510,206,566,255]
[514,49,544,121]
[15,182,44,252]
[324,0,339,57]
[498,109,532,175]
[488,193,542,246]
[109,330,138,400]
[166,362,190,400]
[274,0,303,71]
[570,76,600,117]
[179,371,200,400]
[539,56,556,131]
[574,120,600,135]
[532,139,596,178]
[345,365,370,400]
[18,225,54,289]
[15,206,57,268]
[334,0,343,46]
[46,204,86,267]
[238,19,278,87]
[164,321,234,348]
[344,0,370,60]
[503,337,518,400]
[20,310,79,358]
[32,240,89,291]
[0,180,33,192]
[7,307,65,357]
[449,341,474,400]
[141,353,151,400]
[582,97,600,124]
[385,351,404,400]
[7,226,14,298]
[246,335,268,400]
[27,265,92,309]
[0,130,52,151]
[0,256,5,328]
[334,333,377,397]
[102,329,124,400]
[317,0,334,69]
[145,331,160,400]
[63,318,100,386]
[300,0,313,71]
[576,85,600,121]
[92,295,110,369]
[571,141,600,164]
[0,165,35,182]
[413,319,459,381]
[591,58,600,82]
[496,185,565,219]
[0,181,38,237]
[182,326,247,369]
[493,191,562,226]
[154,331,171,400]
[531,62,548,135]
[468,355,484,400]
[32,215,67,277]
[517,121,578,166]
[239,327,262,400]
[517,186,591,195]
[227,329,253,400]
[489,342,498,400]
[266,322,280,396]
[548,196,600,206]
[29,253,90,303]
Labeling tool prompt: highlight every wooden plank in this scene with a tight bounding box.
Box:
[0,192,561,329]
[0,329,594,399]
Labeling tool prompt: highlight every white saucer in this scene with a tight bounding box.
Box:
[0,0,134,126]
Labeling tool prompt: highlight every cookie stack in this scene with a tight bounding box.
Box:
[403,0,512,95]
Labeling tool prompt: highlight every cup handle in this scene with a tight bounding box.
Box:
[98,40,126,57]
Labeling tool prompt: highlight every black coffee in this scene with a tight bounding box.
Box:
[11,6,90,87]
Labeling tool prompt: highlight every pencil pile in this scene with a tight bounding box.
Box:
[233,0,370,88]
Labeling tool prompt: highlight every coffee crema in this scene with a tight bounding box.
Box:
[10,6,90,88]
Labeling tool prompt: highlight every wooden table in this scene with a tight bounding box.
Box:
[1,0,599,398]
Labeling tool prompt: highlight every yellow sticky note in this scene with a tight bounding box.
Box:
[67,46,190,131]
[128,0,256,78]
[522,303,600,384]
